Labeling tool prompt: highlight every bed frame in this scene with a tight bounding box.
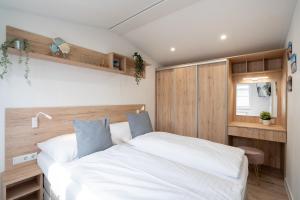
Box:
[5,104,145,170]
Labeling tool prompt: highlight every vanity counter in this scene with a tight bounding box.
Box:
[228,121,286,143]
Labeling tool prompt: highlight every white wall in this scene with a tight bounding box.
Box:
[0,8,157,174]
[285,0,300,199]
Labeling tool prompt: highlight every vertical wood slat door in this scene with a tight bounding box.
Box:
[198,62,227,144]
[173,66,197,137]
[156,66,197,137]
[156,69,174,132]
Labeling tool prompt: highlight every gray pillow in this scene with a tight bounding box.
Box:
[73,118,113,158]
[127,111,153,138]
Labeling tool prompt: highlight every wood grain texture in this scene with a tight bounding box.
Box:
[232,62,247,73]
[231,137,283,169]
[265,58,282,71]
[247,60,264,72]
[247,167,288,200]
[227,60,234,123]
[173,66,197,137]
[2,164,43,200]
[280,52,288,129]
[231,70,284,125]
[228,49,286,63]
[6,26,108,67]
[228,125,286,143]
[5,104,145,170]
[198,62,227,144]
[6,26,145,78]
[155,70,174,132]
[228,121,286,132]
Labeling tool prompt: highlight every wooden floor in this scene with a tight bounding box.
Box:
[246,167,289,200]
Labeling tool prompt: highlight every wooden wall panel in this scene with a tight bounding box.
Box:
[231,71,283,125]
[173,67,197,137]
[198,62,227,144]
[5,104,145,170]
[228,61,234,123]
[280,52,288,128]
[231,137,283,169]
[156,70,174,132]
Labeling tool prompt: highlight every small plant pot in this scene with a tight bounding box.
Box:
[14,39,25,50]
[262,120,271,126]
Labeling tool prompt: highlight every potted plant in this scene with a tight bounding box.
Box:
[133,52,144,85]
[0,38,30,81]
[260,111,271,126]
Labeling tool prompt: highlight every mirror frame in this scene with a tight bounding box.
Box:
[232,72,283,125]
[235,82,277,117]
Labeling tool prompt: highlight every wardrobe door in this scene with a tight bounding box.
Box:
[156,69,174,132]
[198,62,227,144]
[173,66,197,137]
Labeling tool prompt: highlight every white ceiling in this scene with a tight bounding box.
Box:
[0,0,297,66]
[0,0,159,29]
[122,0,297,66]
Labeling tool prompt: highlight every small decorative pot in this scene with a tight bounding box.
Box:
[14,39,24,50]
[262,120,271,126]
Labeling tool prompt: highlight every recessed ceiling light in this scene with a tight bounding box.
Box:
[220,34,227,40]
[170,47,176,52]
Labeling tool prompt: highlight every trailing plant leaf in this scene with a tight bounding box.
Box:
[22,40,31,82]
[0,39,31,82]
[133,52,144,85]
[0,41,11,79]
[24,51,31,84]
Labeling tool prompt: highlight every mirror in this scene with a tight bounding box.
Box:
[236,82,277,117]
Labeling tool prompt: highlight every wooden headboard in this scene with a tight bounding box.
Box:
[5,104,145,170]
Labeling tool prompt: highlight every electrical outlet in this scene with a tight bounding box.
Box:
[13,152,38,165]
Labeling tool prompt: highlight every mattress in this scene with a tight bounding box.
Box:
[38,145,248,200]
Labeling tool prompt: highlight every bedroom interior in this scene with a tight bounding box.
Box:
[0,0,299,200]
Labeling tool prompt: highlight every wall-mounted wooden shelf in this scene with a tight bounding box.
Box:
[232,68,282,77]
[229,49,285,75]
[6,26,145,78]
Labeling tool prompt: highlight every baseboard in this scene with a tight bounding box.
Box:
[284,178,294,200]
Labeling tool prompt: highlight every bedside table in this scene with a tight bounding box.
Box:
[2,164,43,200]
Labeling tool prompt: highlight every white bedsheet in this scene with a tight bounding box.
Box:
[38,144,248,200]
[129,132,245,178]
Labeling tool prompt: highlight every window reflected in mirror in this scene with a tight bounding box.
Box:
[236,82,277,117]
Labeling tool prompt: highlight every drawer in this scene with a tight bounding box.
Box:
[228,126,286,143]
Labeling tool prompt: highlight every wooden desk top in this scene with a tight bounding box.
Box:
[228,121,287,143]
[228,121,286,132]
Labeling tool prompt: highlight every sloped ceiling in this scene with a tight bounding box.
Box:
[0,0,297,66]
[121,0,297,66]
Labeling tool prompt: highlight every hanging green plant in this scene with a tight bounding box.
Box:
[0,38,31,82]
[133,52,144,85]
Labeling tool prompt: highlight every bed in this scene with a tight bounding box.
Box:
[38,135,248,200]
[5,105,248,200]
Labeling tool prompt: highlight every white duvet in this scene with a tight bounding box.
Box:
[48,144,244,200]
[129,132,245,178]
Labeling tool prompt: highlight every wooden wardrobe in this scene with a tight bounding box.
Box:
[156,61,227,144]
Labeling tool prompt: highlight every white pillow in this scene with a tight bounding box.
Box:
[37,134,77,162]
[110,122,132,144]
